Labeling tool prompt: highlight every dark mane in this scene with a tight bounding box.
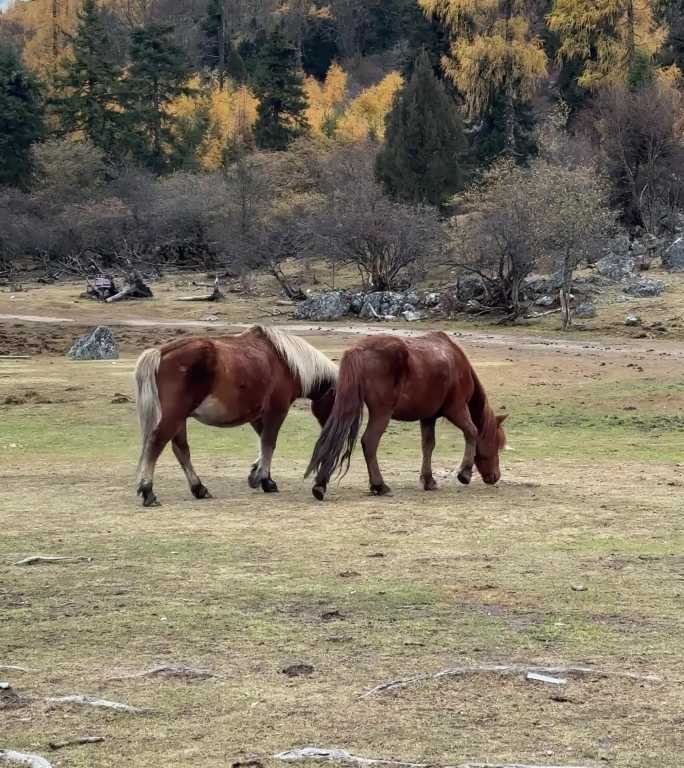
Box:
[468,369,497,447]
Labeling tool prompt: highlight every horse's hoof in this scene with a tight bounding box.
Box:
[457,470,472,486]
[421,475,438,491]
[142,495,160,508]
[247,472,260,489]
[261,478,279,493]
[312,484,326,501]
[370,483,392,496]
[192,484,212,500]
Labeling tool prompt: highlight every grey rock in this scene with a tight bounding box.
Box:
[349,293,366,315]
[67,326,119,360]
[625,314,641,327]
[575,302,596,318]
[455,275,485,302]
[294,292,350,321]
[359,292,404,319]
[609,233,632,256]
[623,279,665,298]
[595,253,639,282]
[401,308,424,322]
[422,291,442,308]
[662,236,684,272]
[535,295,556,308]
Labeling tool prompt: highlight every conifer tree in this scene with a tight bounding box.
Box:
[253,27,309,150]
[0,45,45,188]
[548,0,668,89]
[375,51,466,207]
[53,0,122,155]
[419,0,547,157]
[119,22,192,172]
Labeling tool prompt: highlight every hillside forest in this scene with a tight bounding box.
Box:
[1,0,684,322]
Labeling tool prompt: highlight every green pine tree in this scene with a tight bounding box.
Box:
[119,23,192,173]
[253,27,309,151]
[53,0,122,156]
[201,0,227,74]
[0,45,45,188]
[375,50,466,207]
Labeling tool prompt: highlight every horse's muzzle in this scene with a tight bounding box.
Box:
[483,473,500,485]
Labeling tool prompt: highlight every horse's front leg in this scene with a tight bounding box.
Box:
[445,405,478,485]
[250,411,287,493]
[248,418,263,489]
[420,419,438,491]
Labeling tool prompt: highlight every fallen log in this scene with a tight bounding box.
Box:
[274,747,590,768]
[106,664,218,681]
[0,666,37,673]
[48,737,104,751]
[105,271,153,303]
[362,663,661,698]
[45,695,150,714]
[14,556,91,567]
[0,751,53,768]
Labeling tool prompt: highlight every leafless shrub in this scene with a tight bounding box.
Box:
[590,81,684,235]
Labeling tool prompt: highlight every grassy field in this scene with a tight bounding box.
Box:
[1,324,683,768]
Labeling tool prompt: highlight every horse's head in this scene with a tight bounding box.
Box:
[475,413,508,485]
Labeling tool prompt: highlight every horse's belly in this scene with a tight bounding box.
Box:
[191,394,256,427]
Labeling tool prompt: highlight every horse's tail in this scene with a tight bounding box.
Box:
[305,348,365,487]
[134,348,162,463]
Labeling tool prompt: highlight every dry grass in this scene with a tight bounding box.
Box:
[1,322,683,768]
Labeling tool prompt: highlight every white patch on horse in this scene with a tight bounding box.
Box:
[192,395,228,426]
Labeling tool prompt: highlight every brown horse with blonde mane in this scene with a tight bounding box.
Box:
[305,332,507,500]
[134,325,337,507]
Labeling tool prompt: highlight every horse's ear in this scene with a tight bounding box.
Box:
[496,414,508,426]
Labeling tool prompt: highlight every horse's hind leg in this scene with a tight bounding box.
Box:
[420,419,438,491]
[172,422,212,500]
[136,431,170,508]
[445,405,478,485]
[361,408,392,496]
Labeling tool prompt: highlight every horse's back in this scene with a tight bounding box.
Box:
[353,332,475,421]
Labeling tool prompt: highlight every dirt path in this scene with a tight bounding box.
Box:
[2,311,684,359]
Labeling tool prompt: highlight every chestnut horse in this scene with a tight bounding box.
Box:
[305,332,507,500]
[134,325,337,507]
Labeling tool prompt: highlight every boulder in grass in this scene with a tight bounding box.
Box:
[67,327,119,360]
[294,292,351,321]
[575,302,596,318]
[623,279,665,298]
[662,236,684,272]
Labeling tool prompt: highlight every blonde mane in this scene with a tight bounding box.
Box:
[255,325,338,397]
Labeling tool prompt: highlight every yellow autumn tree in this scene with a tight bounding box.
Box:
[548,0,669,89]
[419,0,547,155]
[304,63,348,135]
[169,76,258,171]
[336,71,403,141]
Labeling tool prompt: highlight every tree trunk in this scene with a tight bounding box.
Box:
[559,259,573,329]
[626,0,636,72]
[503,0,516,158]
[218,1,226,83]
